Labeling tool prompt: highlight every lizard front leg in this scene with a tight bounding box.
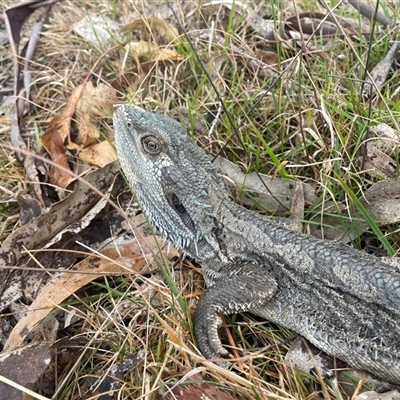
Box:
[194,263,278,360]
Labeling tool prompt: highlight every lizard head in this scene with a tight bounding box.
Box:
[113,104,218,255]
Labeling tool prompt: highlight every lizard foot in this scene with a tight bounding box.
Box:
[194,263,277,362]
[194,303,230,359]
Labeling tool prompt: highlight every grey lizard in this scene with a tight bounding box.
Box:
[113,104,400,385]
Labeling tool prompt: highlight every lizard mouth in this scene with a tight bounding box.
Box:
[167,193,196,235]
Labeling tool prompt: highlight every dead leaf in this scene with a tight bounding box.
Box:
[41,116,73,188]
[362,41,398,97]
[79,141,117,167]
[369,123,400,155]
[214,156,317,212]
[362,142,397,179]
[0,163,116,269]
[79,81,118,117]
[129,41,182,63]
[123,17,179,43]
[41,82,117,188]
[73,11,123,48]
[285,336,336,377]
[129,40,155,61]
[4,234,175,350]
[310,178,400,242]
[111,58,182,94]
[75,112,98,148]
[70,81,118,152]
[0,163,117,312]
[0,341,52,400]
[41,85,85,187]
[17,192,42,225]
[361,178,400,225]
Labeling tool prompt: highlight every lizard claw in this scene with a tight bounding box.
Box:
[194,307,230,360]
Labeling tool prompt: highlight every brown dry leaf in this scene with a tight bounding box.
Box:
[129,40,182,63]
[111,58,182,94]
[123,17,179,43]
[69,81,118,150]
[41,84,85,188]
[75,112,98,149]
[79,81,118,117]
[4,235,173,350]
[0,341,52,400]
[40,115,73,188]
[79,141,117,167]
[0,163,116,268]
[41,82,117,187]
[129,40,156,61]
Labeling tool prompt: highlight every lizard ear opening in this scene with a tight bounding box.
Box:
[167,193,196,232]
[170,193,186,214]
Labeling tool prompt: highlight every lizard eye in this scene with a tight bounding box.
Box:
[142,136,162,154]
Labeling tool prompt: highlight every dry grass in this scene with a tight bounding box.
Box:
[1,0,400,399]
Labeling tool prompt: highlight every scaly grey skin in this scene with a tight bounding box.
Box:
[113,104,400,385]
